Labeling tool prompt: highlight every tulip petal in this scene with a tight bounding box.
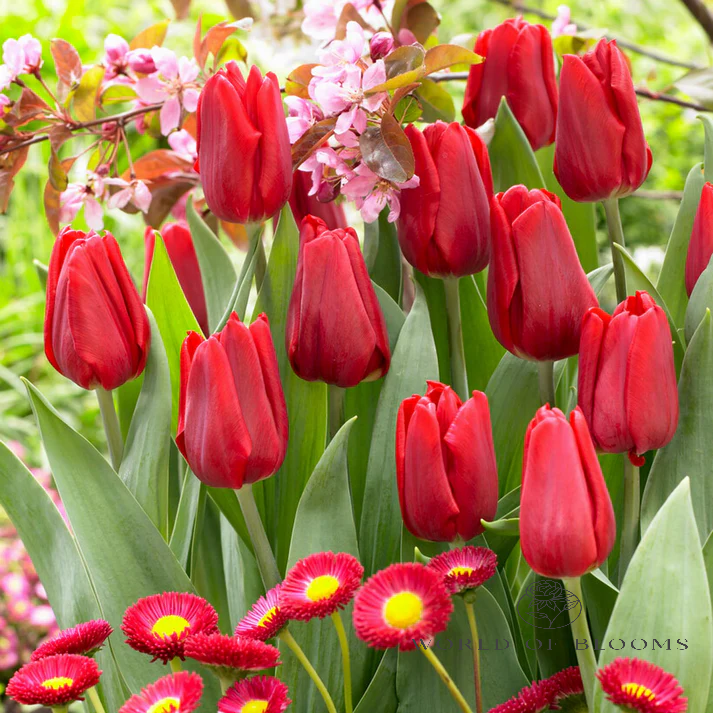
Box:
[685,182,713,296]
[577,308,609,429]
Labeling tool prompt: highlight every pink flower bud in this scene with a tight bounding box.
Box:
[127,48,157,74]
[370,32,395,60]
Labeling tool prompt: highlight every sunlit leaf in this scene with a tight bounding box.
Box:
[285,64,318,99]
[424,44,482,74]
[72,65,105,122]
[130,21,170,51]
[415,78,455,122]
[367,45,426,94]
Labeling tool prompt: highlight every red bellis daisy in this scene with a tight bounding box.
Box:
[122,592,219,663]
[218,675,291,713]
[235,585,287,641]
[119,671,204,713]
[428,546,497,595]
[32,619,113,660]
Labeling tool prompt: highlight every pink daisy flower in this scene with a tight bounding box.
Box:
[428,546,497,594]
[235,585,287,641]
[550,666,584,707]
[352,562,453,652]
[218,675,291,713]
[119,671,203,713]
[280,552,363,621]
[32,619,113,660]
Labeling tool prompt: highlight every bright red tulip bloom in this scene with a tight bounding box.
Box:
[196,61,292,224]
[177,312,288,489]
[44,227,150,391]
[396,381,498,542]
[578,291,678,464]
[289,170,347,231]
[685,181,713,296]
[143,222,209,335]
[286,215,390,387]
[554,39,652,202]
[487,186,598,361]
[398,121,493,277]
[462,17,558,152]
[521,405,616,579]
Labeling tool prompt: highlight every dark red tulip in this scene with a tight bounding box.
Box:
[396,381,498,543]
[143,222,209,336]
[398,121,493,277]
[288,170,347,231]
[462,17,558,152]
[685,182,713,296]
[554,39,652,202]
[196,61,292,224]
[286,215,390,387]
[44,227,150,391]
[177,312,288,489]
[521,405,616,579]
[578,291,678,464]
[487,186,598,361]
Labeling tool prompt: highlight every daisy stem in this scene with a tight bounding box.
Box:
[169,657,183,673]
[420,644,474,713]
[619,459,640,586]
[331,611,353,713]
[537,361,556,407]
[279,629,338,713]
[463,599,483,713]
[86,686,107,713]
[561,576,596,710]
[236,484,282,590]
[602,198,628,303]
[443,277,469,401]
[51,707,69,713]
[96,387,123,470]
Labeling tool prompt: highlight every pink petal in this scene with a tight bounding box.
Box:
[160,97,181,135]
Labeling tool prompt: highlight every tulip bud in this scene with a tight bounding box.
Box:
[177,312,288,489]
[554,39,652,202]
[398,121,493,277]
[288,170,347,231]
[196,62,292,224]
[685,182,713,297]
[578,291,678,464]
[370,32,395,61]
[286,216,390,387]
[44,227,150,391]
[396,382,498,542]
[520,405,616,578]
[462,17,558,152]
[487,186,598,361]
[143,222,209,336]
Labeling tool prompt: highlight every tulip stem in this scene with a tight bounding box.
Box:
[95,387,123,471]
[561,576,597,710]
[247,222,267,292]
[619,459,640,585]
[279,629,338,713]
[328,385,346,441]
[236,484,281,590]
[331,611,353,713]
[464,598,483,713]
[537,361,556,407]
[443,277,469,401]
[86,687,106,713]
[602,198,628,302]
[420,643,474,713]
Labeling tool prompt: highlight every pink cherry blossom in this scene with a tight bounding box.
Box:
[104,177,152,213]
[103,33,130,78]
[58,172,106,230]
[2,34,42,81]
[168,129,197,162]
[285,96,324,143]
[302,0,394,41]
[552,5,577,37]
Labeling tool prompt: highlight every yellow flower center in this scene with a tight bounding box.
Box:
[41,677,74,690]
[449,566,473,577]
[306,575,340,602]
[151,615,191,639]
[622,683,655,701]
[384,592,423,629]
[258,606,278,627]
[147,696,181,713]
[241,701,269,713]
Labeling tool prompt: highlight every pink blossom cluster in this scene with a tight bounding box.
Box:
[301,0,395,41]
[289,22,419,224]
[551,5,577,37]
[0,34,42,108]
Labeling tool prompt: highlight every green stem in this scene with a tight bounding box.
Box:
[443,277,469,401]
[328,384,346,441]
[562,576,597,710]
[331,611,353,713]
[169,657,182,673]
[464,599,483,713]
[280,629,338,713]
[619,459,640,586]
[95,387,123,470]
[218,676,232,695]
[537,361,556,407]
[236,484,281,590]
[86,686,106,713]
[420,644,474,713]
[51,707,69,713]
[602,198,628,303]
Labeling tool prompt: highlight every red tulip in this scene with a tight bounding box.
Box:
[487,186,598,361]
[398,121,493,277]
[521,405,616,578]
[685,182,713,297]
[44,227,150,391]
[177,312,288,489]
[288,170,347,231]
[286,215,390,387]
[462,17,558,152]
[196,61,292,224]
[554,39,652,202]
[396,381,498,542]
[578,291,678,464]
[143,222,209,336]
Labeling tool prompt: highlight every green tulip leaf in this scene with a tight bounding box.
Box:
[481,517,520,536]
[684,254,713,342]
[221,514,263,625]
[353,649,398,713]
[169,471,203,569]
[364,207,403,304]
[414,270,451,384]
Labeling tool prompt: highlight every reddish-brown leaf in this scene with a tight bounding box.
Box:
[334,3,373,39]
[3,88,51,127]
[0,145,29,213]
[225,0,253,19]
[130,21,170,51]
[221,220,248,250]
[291,117,337,170]
[193,15,203,66]
[359,111,415,183]
[145,180,194,226]
[48,124,73,152]
[405,2,440,44]
[197,21,238,69]
[170,0,191,19]
[42,157,75,232]
[124,149,194,181]
[285,64,318,99]
[51,39,83,88]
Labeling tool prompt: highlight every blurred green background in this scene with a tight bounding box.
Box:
[0,0,710,460]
